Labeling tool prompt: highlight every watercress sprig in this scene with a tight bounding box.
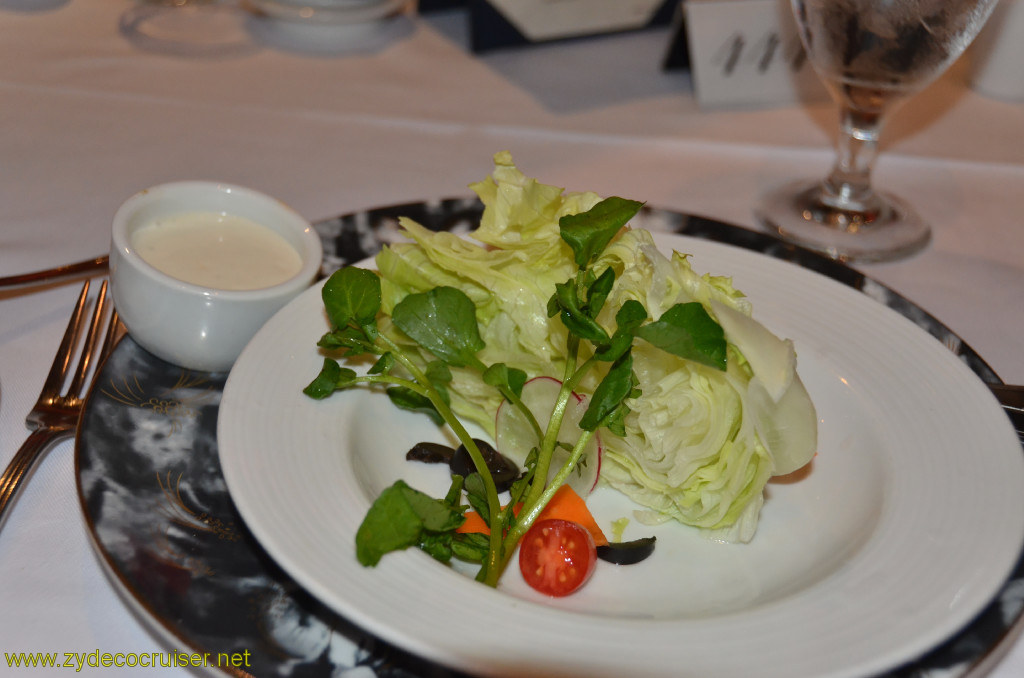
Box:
[304,266,509,574]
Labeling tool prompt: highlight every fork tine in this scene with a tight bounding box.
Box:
[40,281,91,400]
[67,280,113,398]
[98,308,124,367]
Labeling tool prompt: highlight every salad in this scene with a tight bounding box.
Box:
[304,152,818,595]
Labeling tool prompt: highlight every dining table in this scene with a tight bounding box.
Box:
[1,1,1023,676]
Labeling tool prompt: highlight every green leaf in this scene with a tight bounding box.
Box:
[553,280,610,344]
[635,302,727,370]
[604,405,629,437]
[615,299,648,332]
[355,481,427,566]
[483,363,527,399]
[425,360,453,385]
[355,480,465,567]
[559,197,644,268]
[302,359,358,398]
[303,358,340,399]
[593,300,648,362]
[594,335,631,363]
[546,292,560,319]
[425,361,453,406]
[322,267,381,331]
[386,387,444,425]
[316,327,376,355]
[585,267,616,318]
[580,351,634,431]
[507,449,536,506]
[391,287,486,369]
[335,367,359,388]
[451,533,489,563]
[443,475,465,507]
[418,532,454,563]
[463,472,490,525]
[368,352,395,375]
[402,485,466,533]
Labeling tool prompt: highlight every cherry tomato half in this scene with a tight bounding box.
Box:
[518,519,596,597]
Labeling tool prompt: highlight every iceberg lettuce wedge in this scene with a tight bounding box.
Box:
[372,152,817,541]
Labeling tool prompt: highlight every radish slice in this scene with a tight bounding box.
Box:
[495,376,602,496]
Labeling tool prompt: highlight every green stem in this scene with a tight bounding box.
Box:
[522,335,580,509]
[514,268,606,542]
[563,355,598,394]
[375,333,505,580]
[358,374,428,394]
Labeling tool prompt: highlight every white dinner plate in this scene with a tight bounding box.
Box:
[218,231,1024,678]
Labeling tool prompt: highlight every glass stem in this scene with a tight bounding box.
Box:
[821,103,886,217]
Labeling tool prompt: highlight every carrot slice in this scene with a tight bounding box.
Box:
[456,485,608,546]
[457,509,491,535]
[542,485,608,546]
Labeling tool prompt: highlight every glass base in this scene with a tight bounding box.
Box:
[119,2,258,58]
[754,180,931,263]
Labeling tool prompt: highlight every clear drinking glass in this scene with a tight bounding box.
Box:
[120,0,256,58]
[755,0,999,262]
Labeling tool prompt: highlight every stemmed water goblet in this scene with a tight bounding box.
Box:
[756,0,1000,262]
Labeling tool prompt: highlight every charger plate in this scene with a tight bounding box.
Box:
[79,200,1024,677]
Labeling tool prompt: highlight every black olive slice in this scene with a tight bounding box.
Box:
[406,439,520,493]
[452,439,519,493]
[406,441,456,465]
[596,536,656,565]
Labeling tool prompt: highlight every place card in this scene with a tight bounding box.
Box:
[469,0,677,52]
[678,0,827,108]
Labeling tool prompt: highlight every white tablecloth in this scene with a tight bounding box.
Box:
[1,2,1022,676]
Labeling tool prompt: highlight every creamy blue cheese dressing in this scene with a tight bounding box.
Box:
[132,211,303,290]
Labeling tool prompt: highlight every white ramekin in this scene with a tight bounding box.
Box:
[109,181,322,372]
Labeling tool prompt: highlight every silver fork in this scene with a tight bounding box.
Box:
[0,280,121,528]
